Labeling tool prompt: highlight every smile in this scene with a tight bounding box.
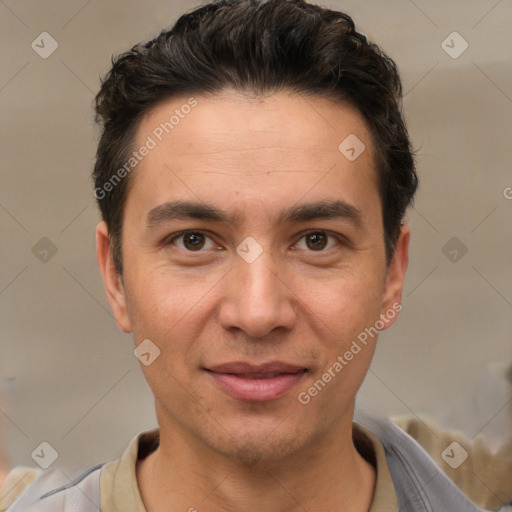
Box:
[204,362,308,401]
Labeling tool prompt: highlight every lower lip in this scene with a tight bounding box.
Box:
[207,371,306,401]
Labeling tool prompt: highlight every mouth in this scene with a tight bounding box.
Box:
[204,362,308,402]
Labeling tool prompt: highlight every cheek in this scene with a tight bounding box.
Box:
[296,278,380,411]
[124,265,187,340]
[295,266,384,342]
[126,269,209,401]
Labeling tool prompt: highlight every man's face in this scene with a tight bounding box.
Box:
[98,90,408,463]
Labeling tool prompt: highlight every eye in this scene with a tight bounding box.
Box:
[166,231,217,251]
[165,229,345,254]
[294,231,342,252]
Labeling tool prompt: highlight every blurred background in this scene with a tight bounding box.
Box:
[1,0,511,477]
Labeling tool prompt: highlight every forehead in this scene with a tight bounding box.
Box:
[139,90,373,158]
[126,90,379,223]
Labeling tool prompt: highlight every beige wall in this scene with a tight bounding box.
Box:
[1,0,511,474]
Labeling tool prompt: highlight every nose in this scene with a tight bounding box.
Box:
[218,246,297,339]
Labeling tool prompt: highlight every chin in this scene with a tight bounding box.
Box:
[221,437,302,467]
[202,419,314,467]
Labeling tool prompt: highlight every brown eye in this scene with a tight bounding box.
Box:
[295,231,341,252]
[305,232,328,250]
[168,231,215,252]
[182,232,206,250]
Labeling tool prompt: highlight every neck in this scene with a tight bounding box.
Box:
[137,411,376,512]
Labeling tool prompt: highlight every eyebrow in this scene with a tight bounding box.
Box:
[146,199,362,229]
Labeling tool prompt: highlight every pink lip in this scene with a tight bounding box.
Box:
[205,361,307,402]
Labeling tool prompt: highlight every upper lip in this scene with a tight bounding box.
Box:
[205,361,307,375]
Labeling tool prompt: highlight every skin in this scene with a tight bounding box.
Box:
[97,90,409,512]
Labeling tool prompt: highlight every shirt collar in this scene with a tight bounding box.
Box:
[100,424,398,512]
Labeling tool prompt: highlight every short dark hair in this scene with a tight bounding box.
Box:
[92,0,418,274]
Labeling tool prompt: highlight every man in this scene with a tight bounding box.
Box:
[2,0,511,510]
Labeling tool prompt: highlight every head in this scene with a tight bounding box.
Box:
[94,0,417,464]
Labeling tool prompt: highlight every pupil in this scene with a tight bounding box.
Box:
[184,233,204,250]
[307,233,326,250]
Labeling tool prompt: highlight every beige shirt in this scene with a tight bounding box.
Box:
[1,417,511,511]
[0,424,398,512]
[98,423,398,512]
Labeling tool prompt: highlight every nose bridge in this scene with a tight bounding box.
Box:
[239,246,279,301]
[219,236,296,338]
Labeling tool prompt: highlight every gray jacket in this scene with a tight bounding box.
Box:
[363,415,511,511]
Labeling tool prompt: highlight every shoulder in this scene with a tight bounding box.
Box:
[1,464,103,512]
[358,412,510,512]
[1,467,41,511]
[1,429,156,512]
[393,415,512,510]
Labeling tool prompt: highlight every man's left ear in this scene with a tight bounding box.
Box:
[380,224,410,329]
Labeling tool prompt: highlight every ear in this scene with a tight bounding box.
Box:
[96,221,132,333]
[380,224,410,330]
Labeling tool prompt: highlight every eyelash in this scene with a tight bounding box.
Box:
[165,229,347,253]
